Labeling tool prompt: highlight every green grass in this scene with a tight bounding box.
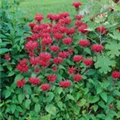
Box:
[19,0,77,19]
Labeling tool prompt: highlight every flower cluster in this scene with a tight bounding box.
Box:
[15,1,118,91]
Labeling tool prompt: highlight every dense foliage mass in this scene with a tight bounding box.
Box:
[1,0,120,120]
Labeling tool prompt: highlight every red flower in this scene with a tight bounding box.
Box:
[59,51,69,58]
[47,75,57,82]
[41,37,53,46]
[68,67,76,74]
[66,28,75,35]
[96,25,108,35]
[50,46,59,53]
[59,12,69,18]
[25,41,38,51]
[29,77,40,85]
[63,37,73,45]
[73,74,82,82]
[35,14,44,22]
[40,84,51,91]
[79,40,90,47]
[83,58,93,66]
[17,59,29,72]
[53,32,63,40]
[73,55,83,62]
[112,71,120,79]
[78,23,88,34]
[59,81,71,88]
[75,15,83,20]
[53,57,63,64]
[29,22,36,29]
[39,60,50,67]
[60,17,71,25]
[72,2,82,9]
[91,44,104,53]
[5,53,10,61]
[39,52,51,62]
[30,57,39,66]
[17,79,25,88]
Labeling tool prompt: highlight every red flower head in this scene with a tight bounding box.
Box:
[66,28,75,35]
[96,25,108,35]
[60,17,71,25]
[25,41,38,51]
[5,53,10,61]
[17,79,25,88]
[29,22,36,29]
[78,23,88,34]
[59,12,69,18]
[53,32,63,40]
[68,67,76,74]
[39,60,50,67]
[63,37,73,45]
[79,40,90,47]
[83,58,93,66]
[40,84,51,91]
[59,81,71,88]
[35,14,44,22]
[39,52,51,62]
[47,75,57,82]
[75,15,83,20]
[53,57,63,64]
[91,44,104,53]
[72,2,82,9]
[41,37,53,46]
[73,55,83,62]
[73,74,82,82]
[30,57,39,66]
[59,51,69,58]
[17,59,29,72]
[112,71,120,79]
[50,46,59,53]
[29,77,40,85]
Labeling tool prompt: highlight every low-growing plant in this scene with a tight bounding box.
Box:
[1,0,120,120]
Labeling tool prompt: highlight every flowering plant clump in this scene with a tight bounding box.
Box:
[2,0,120,120]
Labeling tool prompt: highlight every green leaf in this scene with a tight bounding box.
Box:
[11,105,16,113]
[80,98,86,106]
[95,55,116,74]
[57,101,64,110]
[0,48,10,54]
[100,92,107,102]
[67,94,75,101]
[5,90,11,98]
[18,94,25,103]
[89,96,99,103]
[35,103,41,113]
[24,99,31,109]
[109,31,120,41]
[47,92,54,102]
[41,114,51,120]
[45,104,56,115]
[105,41,120,58]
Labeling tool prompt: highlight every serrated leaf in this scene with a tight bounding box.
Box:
[105,41,120,58]
[5,90,11,98]
[14,74,23,82]
[95,55,116,74]
[109,30,120,41]
[67,94,75,101]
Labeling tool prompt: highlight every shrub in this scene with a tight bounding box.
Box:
[1,0,120,120]
[0,0,30,90]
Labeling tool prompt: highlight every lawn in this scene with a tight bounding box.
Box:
[19,0,77,19]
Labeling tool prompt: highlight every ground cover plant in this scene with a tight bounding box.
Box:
[1,0,120,120]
